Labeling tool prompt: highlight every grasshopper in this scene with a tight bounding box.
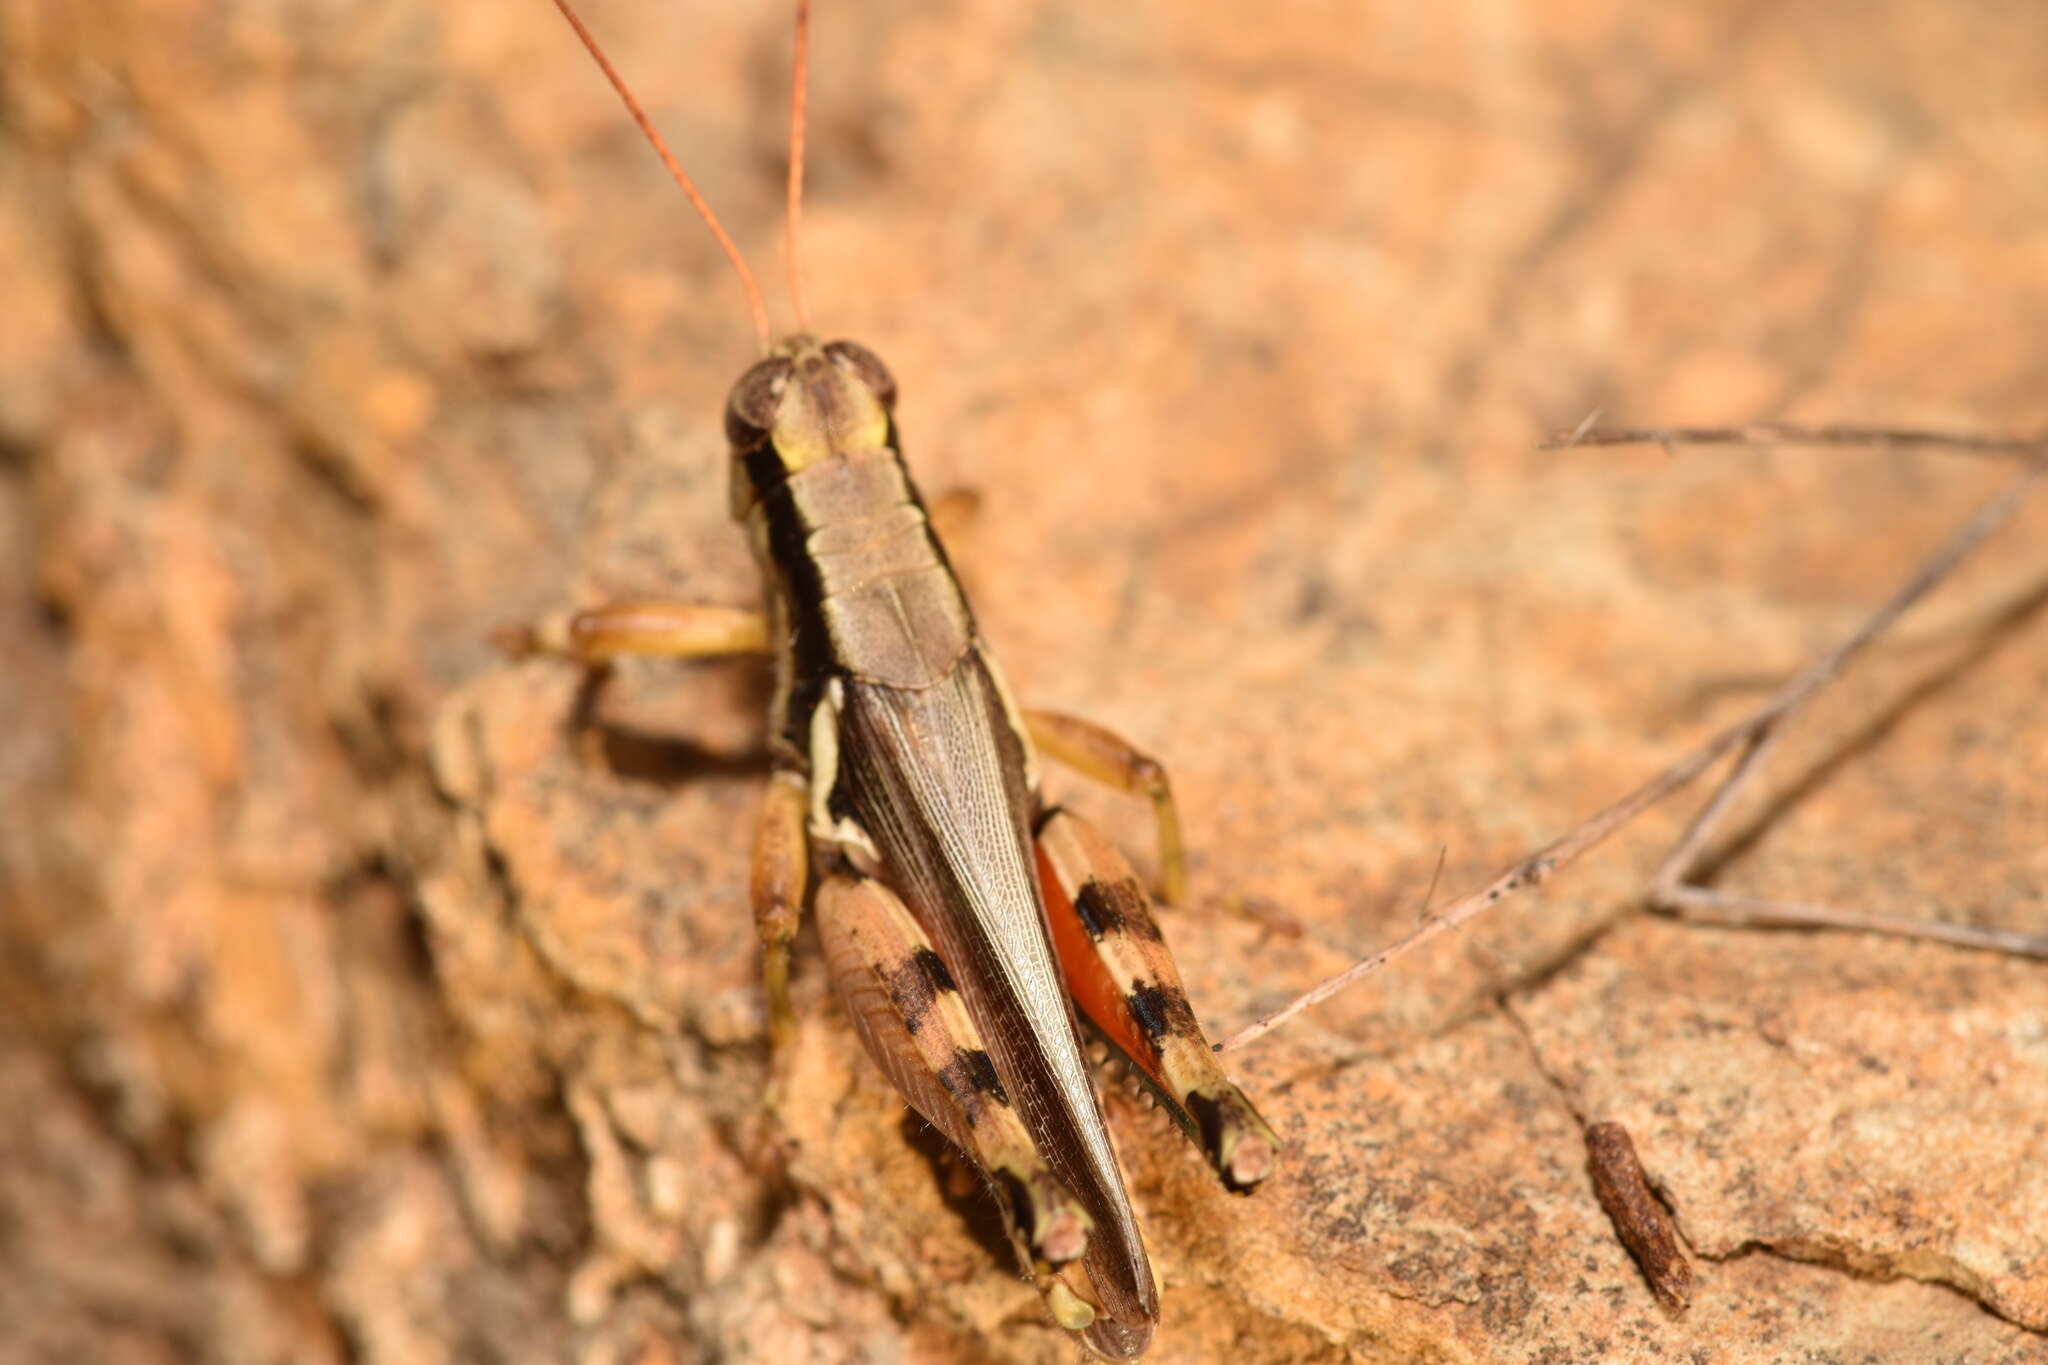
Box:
[513,1,1278,1354]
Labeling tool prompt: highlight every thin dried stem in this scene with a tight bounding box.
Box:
[1657,886,2048,957]
[1221,446,2048,1054]
[1649,566,2048,958]
[1650,723,1782,896]
[1219,715,1744,1052]
[1545,421,2045,460]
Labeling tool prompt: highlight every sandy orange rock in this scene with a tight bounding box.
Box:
[2,2,2044,1362]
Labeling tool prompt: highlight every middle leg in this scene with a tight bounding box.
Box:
[1025,708,1186,906]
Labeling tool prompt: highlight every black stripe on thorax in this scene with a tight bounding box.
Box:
[749,455,835,754]
[754,472,828,633]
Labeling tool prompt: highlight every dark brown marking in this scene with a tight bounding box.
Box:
[1074,879,1165,943]
[937,1048,1011,1110]
[1125,981,1197,1042]
[1073,882,1126,939]
[1586,1120,1692,1314]
[886,946,957,1035]
[911,946,956,992]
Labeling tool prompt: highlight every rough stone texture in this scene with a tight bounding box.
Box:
[2,2,2044,1363]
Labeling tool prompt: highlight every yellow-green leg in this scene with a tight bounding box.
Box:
[1025,709,1186,906]
[751,771,809,1061]
[504,600,796,1054]
[499,599,769,663]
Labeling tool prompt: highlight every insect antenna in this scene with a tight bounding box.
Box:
[785,0,814,333]
[547,0,773,350]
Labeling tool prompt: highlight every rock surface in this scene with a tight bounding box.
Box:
[2,2,2044,1362]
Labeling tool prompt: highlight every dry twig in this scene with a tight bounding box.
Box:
[1222,430,2047,1053]
[1541,421,2046,462]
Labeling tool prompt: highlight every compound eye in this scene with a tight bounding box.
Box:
[824,339,897,409]
[726,357,792,449]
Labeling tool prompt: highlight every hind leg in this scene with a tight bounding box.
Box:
[814,873,1097,1328]
[1035,807,1278,1193]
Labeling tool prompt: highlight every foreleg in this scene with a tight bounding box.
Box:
[499,600,769,663]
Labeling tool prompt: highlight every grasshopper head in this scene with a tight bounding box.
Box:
[726,335,897,519]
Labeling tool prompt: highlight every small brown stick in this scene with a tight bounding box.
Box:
[1220,442,2047,1053]
[1585,1121,1693,1315]
[1544,421,2046,462]
[1219,697,1758,1052]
